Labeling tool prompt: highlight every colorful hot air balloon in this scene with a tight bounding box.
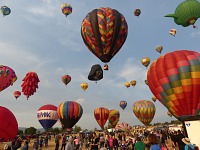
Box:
[37,104,58,131]
[1,6,11,16]
[80,82,88,91]
[130,80,137,87]
[0,65,17,92]
[88,64,103,82]
[147,50,200,120]
[155,45,163,54]
[94,107,109,129]
[132,100,156,125]
[115,122,132,131]
[61,3,72,17]
[169,29,177,36]
[81,7,128,66]
[152,96,157,102]
[141,57,150,67]
[57,101,83,129]
[62,75,71,86]
[0,106,18,141]
[134,9,141,17]
[165,0,200,28]
[125,82,130,88]
[108,109,120,128]
[13,91,21,99]
[119,101,127,110]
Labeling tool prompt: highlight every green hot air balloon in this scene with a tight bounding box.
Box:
[165,0,200,28]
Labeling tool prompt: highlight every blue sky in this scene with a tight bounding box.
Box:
[0,0,200,130]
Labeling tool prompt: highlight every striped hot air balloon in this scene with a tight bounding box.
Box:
[94,107,109,129]
[57,101,83,129]
[37,105,58,131]
[147,50,200,120]
[132,100,156,125]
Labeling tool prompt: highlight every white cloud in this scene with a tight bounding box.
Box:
[76,98,85,104]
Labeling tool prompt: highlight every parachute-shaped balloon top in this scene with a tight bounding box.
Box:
[134,9,141,17]
[81,7,128,64]
[88,64,103,82]
[57,101,83,129]
[0,65,17,92]
[1,6,11,16]
[80,82,88,91]
[61,3,72,17]
[132,100,156,125]
[115,122,132,131]
[0,106,18,141]
[37,104,58,131]
[94,107,109,129]
[13,91,21,99]
[119,101,127,110]
[108,109,120,128]
[62,75,71,86]
[147,50,200,120]
[165,0,200,28]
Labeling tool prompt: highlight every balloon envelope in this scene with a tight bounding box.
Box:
[94,107,109,129]
[57,101,83,129]
[37,104,58,131]
[132,100,156,125]
[62,75,71,86]
[147,50,200,119]
[0,106,18,140]
[61,3,72,17]
[13,91,21,99]
[115,122,132,131]
[88,64,103,81]
[119,101,127,110]
[1,6,11,16]
[108,109,120,128]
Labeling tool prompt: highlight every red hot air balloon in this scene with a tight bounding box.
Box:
[81,7,128,66]
[62,75,71,86]
[0,106,18,141]
[13,91,21,99]
[57,101,83,130]
[94,107,109,129]
[147,50,200,120]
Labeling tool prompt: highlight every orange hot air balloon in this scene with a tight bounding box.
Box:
[13,91,21,99]
[141,57,150,67]
[94,107,109,129]
[125,82,130,88]
[147,50,200,120]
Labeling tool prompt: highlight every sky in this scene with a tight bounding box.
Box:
[0,0,200,130]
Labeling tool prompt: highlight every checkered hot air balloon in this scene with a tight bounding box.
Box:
[94,107,109,129]
[147,50,200,120]
[81,7,128,65]
[132,100,156,126]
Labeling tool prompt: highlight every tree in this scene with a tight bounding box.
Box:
[74,125,82,133]
[25,127,37,135]
[18,130,23,135]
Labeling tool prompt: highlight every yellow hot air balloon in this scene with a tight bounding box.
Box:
[152,96,157,102]
[130,80,136,87]
[80,82,88,91]
[141,57,150,67]
[125,82,130,88]
[155,45,163,53]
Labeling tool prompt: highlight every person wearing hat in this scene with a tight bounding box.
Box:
[182,138,194,150]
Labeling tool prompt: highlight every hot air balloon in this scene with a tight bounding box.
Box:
[141,57,150,67]
[21,72,40,100]
[119,101,127,110]
[147,50,200,120]
[167,111,173,117]
[155,45,163,54]
[130,80,137,87]
[108,109,120,128]
[88,64,103,82]
[134,9,141,17]
[0,106,18,141]
[115,122,132,131]
[94,107,109,129]
[145,79,148,85]
[61,3,72,17]
[104,64,109,70]
[37,104,58,131]
[62,75,71,86]
[13,91,21,99]
[0,65,17,92]
[165,0,200,28]
[1,6,11,16]
[57,101,83,129]
[80,82,88,91]
[132,100,156,125]
[125,82,130,88]
[81,7,128,68]
[152,96,157,102]
[169,29,177,36]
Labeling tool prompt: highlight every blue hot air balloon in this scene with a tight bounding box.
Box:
[119,101,127,110]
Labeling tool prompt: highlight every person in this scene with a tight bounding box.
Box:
[99,134,105,148]
[147,134,161,150]
[22,140,29,150]
[61,135,67,150]
[55,135,60,150]
[90,132,99,150]
[33,137,39,150]
[182,138,195,150]
[66,136,74,150]
[134,137,145,150]
[176,130,185,150]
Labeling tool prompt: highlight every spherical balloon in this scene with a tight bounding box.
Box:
[0,106,18,140]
